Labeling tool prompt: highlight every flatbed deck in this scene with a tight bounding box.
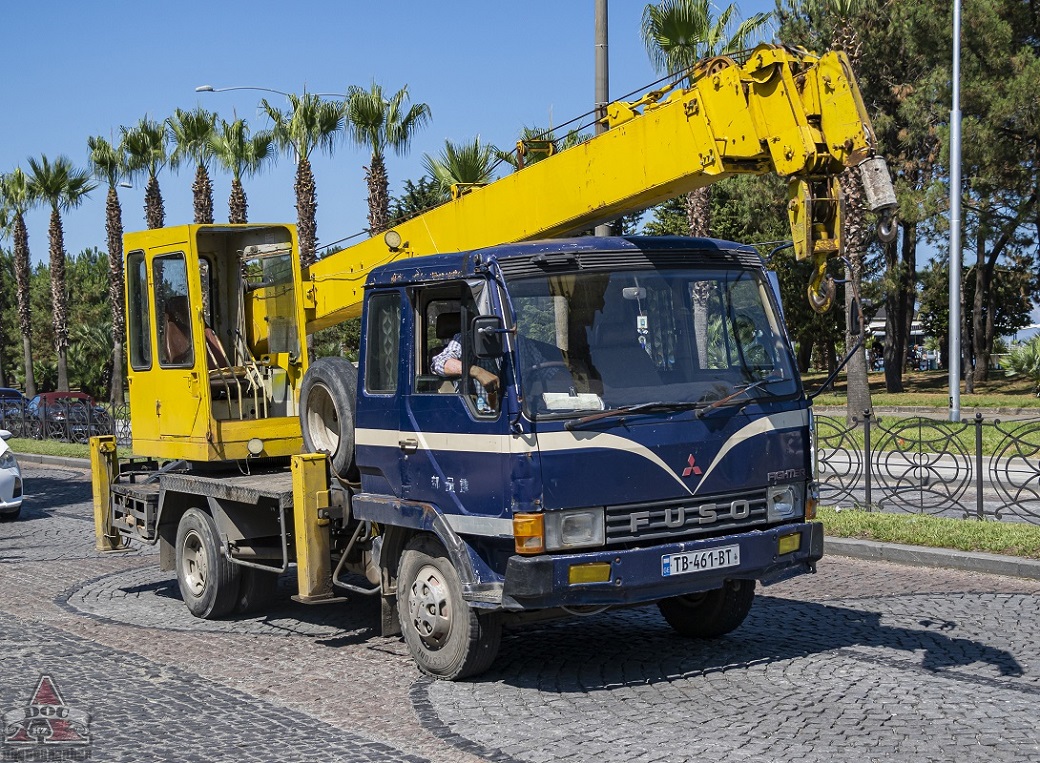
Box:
[114,468,295,508]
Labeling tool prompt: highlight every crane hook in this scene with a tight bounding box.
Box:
[807,252,836,314]
[877,212,898,243]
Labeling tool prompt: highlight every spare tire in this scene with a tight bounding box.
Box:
[299,356,359,481]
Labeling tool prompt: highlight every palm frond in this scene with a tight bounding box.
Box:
[168,107,217,170]
[87,136,127,188]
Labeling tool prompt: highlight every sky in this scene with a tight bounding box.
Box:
[0,0,777,264]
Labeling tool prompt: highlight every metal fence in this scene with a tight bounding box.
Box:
[0,399,131,447]
[817,411,1040,525]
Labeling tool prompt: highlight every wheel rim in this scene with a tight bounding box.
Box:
[305,384,340,454]
[408,564,452,649]
[180,528,209,597]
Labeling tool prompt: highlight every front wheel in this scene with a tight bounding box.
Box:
[397,535,502,680]
[657,579,756,638]
[175,508,241,619]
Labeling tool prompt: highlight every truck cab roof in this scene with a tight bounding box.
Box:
[364,236,765,288]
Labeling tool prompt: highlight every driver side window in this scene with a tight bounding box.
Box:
[421,289,501,416]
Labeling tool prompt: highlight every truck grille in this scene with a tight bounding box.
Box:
[605,488,770,545]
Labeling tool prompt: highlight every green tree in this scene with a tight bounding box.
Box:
[209,118,274,224]
[262,93,344,266]
[345,82,432,235]
[121,117,168,229]
[389,177,450,226]
[168,107,217,224]
[87,135,129,403]
[66,247,114,397]
[26,155,96,391]
[0,169,38,396]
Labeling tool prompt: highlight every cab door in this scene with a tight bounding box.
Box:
[125,244,207,456]
[400,287,510,525]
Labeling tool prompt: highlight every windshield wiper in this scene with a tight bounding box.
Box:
[695,376,784,419]
[565,401,703,431]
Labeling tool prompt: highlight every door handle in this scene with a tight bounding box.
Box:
[399,437,418,453]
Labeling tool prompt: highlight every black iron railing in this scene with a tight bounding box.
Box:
[816,411,1040,524]
[0,399,132,447]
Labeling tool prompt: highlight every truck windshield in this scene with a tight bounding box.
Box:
[509,267,798,417]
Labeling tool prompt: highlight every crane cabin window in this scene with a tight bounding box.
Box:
[153,253,194,368]
[127,251,152,370]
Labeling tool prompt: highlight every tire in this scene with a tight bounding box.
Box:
[175,508,241,619]
[658,579,756,638]
[299,357,359,481]
[397,535,502,680]
[0,507,20,522]
[235,567,281,614]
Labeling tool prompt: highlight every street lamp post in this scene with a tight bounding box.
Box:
[949,0,963,422]
[195,85,346,99]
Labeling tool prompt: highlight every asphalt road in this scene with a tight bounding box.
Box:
[1,464,1039,763]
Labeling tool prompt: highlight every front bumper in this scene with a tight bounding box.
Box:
[0,470,23,513]
[501,521,823,609]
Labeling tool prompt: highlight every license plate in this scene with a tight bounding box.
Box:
[661,545,740,577]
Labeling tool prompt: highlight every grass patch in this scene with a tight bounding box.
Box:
[8,438,90,459]
[818,505,1040,559]
[805,369,1040,410]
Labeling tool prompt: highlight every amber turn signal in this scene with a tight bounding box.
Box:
[513,513,545,554]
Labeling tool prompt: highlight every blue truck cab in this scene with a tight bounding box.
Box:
[340,236,822,678]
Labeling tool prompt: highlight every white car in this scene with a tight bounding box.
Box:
[0,429,23,521]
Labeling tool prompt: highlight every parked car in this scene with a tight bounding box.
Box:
[0,388,27,438]
[0,429,22,521]
[27,392,111,443]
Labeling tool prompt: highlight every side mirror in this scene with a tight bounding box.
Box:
[0,430,11,441]
[472,315,506,358]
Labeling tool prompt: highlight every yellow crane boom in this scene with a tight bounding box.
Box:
[302,44,896,332]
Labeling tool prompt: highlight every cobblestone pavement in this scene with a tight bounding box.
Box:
[2,465,1039,762]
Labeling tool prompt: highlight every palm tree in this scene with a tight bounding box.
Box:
[87,135,129,404]
[0,169,38,396]
[261,93,344,266]
[641,0,770,235]
[26,155,96,391]
[168,107,217,224]
[790,0,874,415]
[121,117,168,229]
[345,82,431,235]
[209,118,274,224]
[0,208,11,386]
[642,0,770,368]
[422,136,500,196]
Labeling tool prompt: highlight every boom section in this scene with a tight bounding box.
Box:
[303,44,891,332]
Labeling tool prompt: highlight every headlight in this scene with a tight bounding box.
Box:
[544,508,605,551]
[0,451,16,470]
[767,483,801,522]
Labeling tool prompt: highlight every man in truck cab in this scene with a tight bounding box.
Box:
[431,320,501,413]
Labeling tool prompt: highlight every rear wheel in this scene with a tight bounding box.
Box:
[397,535,502,680]
[175,508,241,619]
[658,580,756,638]
[0,508,20,522]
